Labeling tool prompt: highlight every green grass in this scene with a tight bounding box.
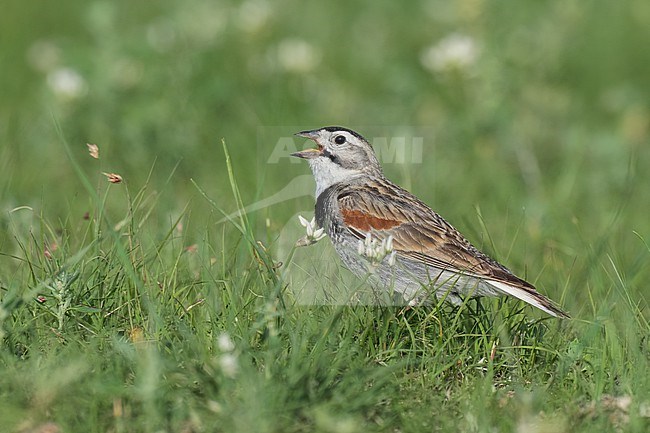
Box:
[1,1,649,432]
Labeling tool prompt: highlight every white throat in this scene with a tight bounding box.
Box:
[308,157,362,198]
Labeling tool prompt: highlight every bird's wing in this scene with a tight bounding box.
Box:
[337,182,511,280]
[336,182,569,318]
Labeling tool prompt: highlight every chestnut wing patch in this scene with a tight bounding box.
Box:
[341,209,402,232]
[338,188,508,278]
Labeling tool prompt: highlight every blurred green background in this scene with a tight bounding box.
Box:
[2,0,648,216]
[1,0,649,431]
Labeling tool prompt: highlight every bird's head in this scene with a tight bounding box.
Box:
[292,126,382,196]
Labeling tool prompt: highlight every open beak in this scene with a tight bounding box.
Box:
[292,129,323,159]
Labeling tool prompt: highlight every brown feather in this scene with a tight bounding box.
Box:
[337,181,533,287]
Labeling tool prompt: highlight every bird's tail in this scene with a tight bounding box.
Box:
[487,280,570,318]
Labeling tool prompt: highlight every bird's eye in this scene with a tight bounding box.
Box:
[334,135,346,145]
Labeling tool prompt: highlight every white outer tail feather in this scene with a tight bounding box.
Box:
[487,280,567,318]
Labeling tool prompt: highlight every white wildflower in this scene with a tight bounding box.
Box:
[358,234,396,266]
[216,332,237,377]
[298,215,310,227]
[47,67,87,99]
[277,38,321,73]
[217,333,235,352]
[295,215,326,247]
[219,353,238,377]
[364,234,373,255]
[420,33,479,73]
[388,251,396,266]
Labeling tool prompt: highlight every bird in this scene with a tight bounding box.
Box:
[291,126,569,318]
